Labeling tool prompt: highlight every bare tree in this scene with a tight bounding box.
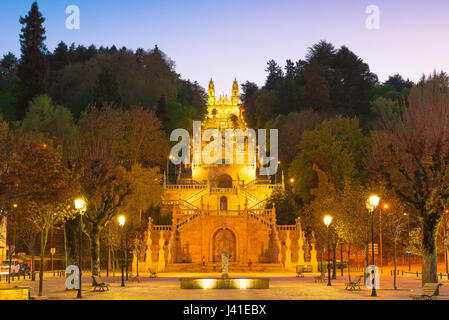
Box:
[368,73,449,284]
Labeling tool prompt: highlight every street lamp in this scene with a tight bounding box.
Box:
[366,194,379,297]
[74,198,86,299]
[119,215,125,287]
[324,215,332,286]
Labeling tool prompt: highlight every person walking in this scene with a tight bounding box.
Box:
[248,259,253,272]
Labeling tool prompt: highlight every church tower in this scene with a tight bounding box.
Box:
[231,78,239,105]
[208,78,215,105]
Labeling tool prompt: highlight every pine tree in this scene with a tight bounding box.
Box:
[156,94,169,129]
[93,65,122,108]
[303,60,330,111]
[50,41,69,71]
[16,1,48,120]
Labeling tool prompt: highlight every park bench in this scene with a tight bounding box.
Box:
[128,272,139,282]
[314,272,326,283]
[345,275,363,291]
[91,275,110,292]
[410,283,442,300]
[296,265,313,277]
[148,268,157,278]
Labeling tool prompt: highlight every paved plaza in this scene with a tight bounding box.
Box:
[1,271,448,300]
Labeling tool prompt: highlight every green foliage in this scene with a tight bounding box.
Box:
[267,188,300,225]
[16,1,48,120]
[289,116,366,202]
[22,94,76,161]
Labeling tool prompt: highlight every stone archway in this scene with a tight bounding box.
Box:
[212,228,236,262]
[215,174,232,188]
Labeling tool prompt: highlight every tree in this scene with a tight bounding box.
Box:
[0,52,18,82]
[123,164,162,275]
[332,179,371,281]
[383,198,407,289]
[264,60,283,91]
[78,142,130,277]
[367,73,449,284]
[241,81,259,128]
[49,41,69,71]
[289,116,366,203]
[303,60,330,111]
[125,106,168,169]
[12,140,72,296]
[16,1,48,120]
[93,65,122,108]
[156,94,169,130]
[267,188,300,225]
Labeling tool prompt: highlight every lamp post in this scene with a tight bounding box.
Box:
[367,194,379,297]
[324,215,332,286]
[74,198,86,299]
[119,215,125,287]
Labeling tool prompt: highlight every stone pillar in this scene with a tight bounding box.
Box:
[167,230,172,265]
[297,231,305,265]
[310,243,318,273]
[284,231,294,270]
[157,231,166,272]
[145,219,154,272]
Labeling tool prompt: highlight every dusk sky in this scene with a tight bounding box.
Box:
[2,0,449,93]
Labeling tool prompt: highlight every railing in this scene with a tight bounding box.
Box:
[245,184,282,191]
[239,188,262,204]
[247,212,273,229]
[250,208,274,216]
[277,225,296,231]
[179,208,200,215]
[165,184,207,191]
[202,210,245,217]
[184,187,209,204]
[249,200,267,209]
[210,187,238,194]
[162,199,198,210]
[153,225,172,231]
[176,213,200,229]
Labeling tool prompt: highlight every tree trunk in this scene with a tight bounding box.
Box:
[320,251,323,275]
[38,229,48,296]
[332,244,336,279]
[340,244,344,276]
[347,243,351,281]
[90,226,101,278]
[64,219,77,267]
[422,216,439,285]
[31,244,35,281]
[394,240,397,290]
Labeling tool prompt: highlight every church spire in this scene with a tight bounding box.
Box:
[208,78,215,105]
[232,78,239,105]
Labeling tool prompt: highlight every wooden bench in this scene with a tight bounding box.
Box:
[148,268,157,278]
[314,273,326,283]
[296,265,313,277]
[128,272,139,282]
[410,283,442,300]
[345,275,363,291]
[92,275,110,292]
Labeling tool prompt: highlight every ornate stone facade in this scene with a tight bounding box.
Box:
[133,79,317,273]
